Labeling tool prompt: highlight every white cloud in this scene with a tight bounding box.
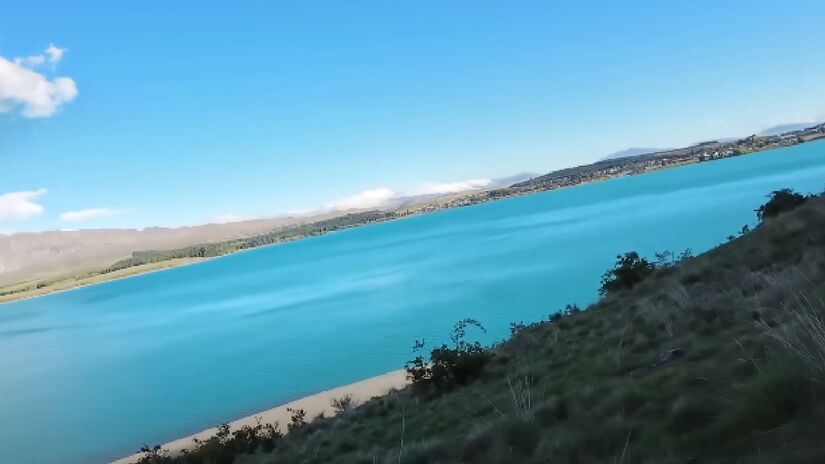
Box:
[0,189,47,222]
[324,187,399,211]
[209,213,263,224]
[0,45,77,118]
[13,44,66,67]
[45,44,66,63]
[411,179,493,195]
[60,208,125,222]
[322,178,494,212]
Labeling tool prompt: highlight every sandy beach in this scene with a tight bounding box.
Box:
[111,369,409,464]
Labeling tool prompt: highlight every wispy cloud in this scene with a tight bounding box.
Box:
[411,179,493,195]
[0,189,48,222]
[14,44,67,67]
[60,208,125,222]
[324,187,398,211]
[208,213,263,224]
[45,44,67,64]
[0,44,77,118]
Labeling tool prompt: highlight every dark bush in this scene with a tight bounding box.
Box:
[509,321,529,336]
[164,419,285,464]
[287,408,307,433]
[756,188,808,223]
[330,394,356,413]
[599,251,656,295]
[137,445,173,464]
[549,303,581,323]
[406,319,492,392]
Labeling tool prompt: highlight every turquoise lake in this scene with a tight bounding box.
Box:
[2,141,825,464]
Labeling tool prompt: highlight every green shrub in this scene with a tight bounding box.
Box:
[405,319,492,392]
[137,445,173,464]
[331,394,356,414]
[600,252,656,295]
[286,408,307,433]
[756,189,808,223]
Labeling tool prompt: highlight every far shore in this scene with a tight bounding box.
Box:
[0,257,208,305]
[5,134,824,306]
[111,369,409,464]
[0,174,644,305]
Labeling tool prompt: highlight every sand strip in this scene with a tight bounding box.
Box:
[111,370,409,463]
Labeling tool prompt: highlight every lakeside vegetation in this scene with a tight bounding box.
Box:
[134,185,825,463]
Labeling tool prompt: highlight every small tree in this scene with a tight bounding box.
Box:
[755,188,807,223]
[599,251,656,296]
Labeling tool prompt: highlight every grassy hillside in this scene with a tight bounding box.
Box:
[140,189,825,464]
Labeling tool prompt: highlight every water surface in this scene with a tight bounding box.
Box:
[2,141,825,463]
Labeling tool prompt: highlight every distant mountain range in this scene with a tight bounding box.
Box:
[758,122,822,136]
[600,122,823,161]
[600,147,670,161]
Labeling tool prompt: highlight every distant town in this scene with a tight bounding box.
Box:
[402,122,825,214]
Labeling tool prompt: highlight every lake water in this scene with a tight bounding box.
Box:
[2,141,825,463]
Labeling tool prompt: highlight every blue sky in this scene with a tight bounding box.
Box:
[2,1,824,232]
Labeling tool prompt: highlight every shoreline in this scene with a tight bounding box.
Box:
[110,369,409,464]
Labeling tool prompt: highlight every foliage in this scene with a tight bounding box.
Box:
[756,188,808,223]
[136,445,172,464]
[330,394,356,413]
[181,420,283,463]
[286,408,307,433]
[137,419,283,464]
[509,321,529,336]
[599,251,656,295]
[549,303,581,323]
[405,318,492,392]
[653,248,693,267]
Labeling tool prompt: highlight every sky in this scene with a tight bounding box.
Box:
[2,0,825,233]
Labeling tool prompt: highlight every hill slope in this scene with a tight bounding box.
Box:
[134,189,825,464]
[759,122,821,136]
[0,217,320,286]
